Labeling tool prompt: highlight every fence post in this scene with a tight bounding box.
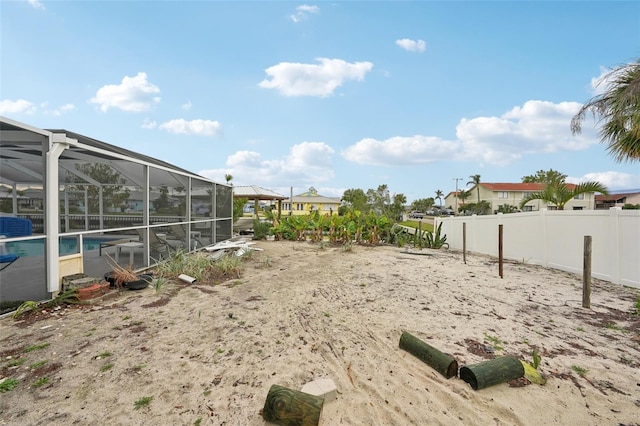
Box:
[463,222,466,264]
[583,235,592,308]
[498,224,503,278]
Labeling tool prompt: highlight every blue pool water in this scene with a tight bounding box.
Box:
[2,237,117,257]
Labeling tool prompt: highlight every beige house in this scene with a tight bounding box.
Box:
[595,191,640,209]
[281,187,340,216]
[445,182,598,213]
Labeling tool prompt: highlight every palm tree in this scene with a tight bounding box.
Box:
[458,189,471,206]
[467,174,481,203]
[435,190,444,207]
[571,60,640,162]
[519,180,608,211]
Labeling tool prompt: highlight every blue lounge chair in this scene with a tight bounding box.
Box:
[0,253,18,271]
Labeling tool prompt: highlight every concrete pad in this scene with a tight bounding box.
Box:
[301,378,337,402]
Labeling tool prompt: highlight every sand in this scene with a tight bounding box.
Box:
[1,240,639,425]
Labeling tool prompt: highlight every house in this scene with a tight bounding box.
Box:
[281,187,341,216]
[445,182,599,214]
[595,191,640,209]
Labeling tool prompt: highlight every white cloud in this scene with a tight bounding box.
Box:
[46,103,76,117]
[342,100,600,167]
[0,99,36,115]
[27,0,45,10]
[395,38,426,53]
[259,58,373,97]
[181,100,192,110]
[342,136,460,166]
[199,141,335,187]
[158,119,222,136]
[568,171,640,191]
[455,100,596,165]
[291,4,319,23]
[141,118,157,129]
[90,72,161,112]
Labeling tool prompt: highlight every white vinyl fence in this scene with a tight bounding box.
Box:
[435,208,640,289]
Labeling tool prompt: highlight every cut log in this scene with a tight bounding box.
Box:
[262,384,324,426]
[399,331,458,378]
[460,355,525,390]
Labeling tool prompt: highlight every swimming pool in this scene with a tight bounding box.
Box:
[1,237,118,257]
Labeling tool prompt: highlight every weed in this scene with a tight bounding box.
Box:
[12,301,39,319]
[323,312,330,317]
[98,351,112,359]
[238,320,246,326]
[101,363,114,372]
[153,275,170,294]
[217,348,225,354]
[24,343,50,353]
[32,377,49,387]
[132,364,146,372]
[633,298,640,315]
[605,322,626,332]
[203,389,211,396]
[532,350,541,369]
[30,360,48,369]
[342,242,353,252]
[134,396,153,410]
[7,358,26,367]
[262,257,272,268]
[123,315,131,321]
[194,418,202,426]
[571,365,588,377]
[0,378,19,393]
[483,334,504,351]
[577,327,585,332]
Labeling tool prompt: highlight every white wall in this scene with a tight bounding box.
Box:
[435,208,640,288]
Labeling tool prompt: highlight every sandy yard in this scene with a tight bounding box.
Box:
[1,240,639,425]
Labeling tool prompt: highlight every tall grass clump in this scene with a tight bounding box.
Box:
[154,249,212,281]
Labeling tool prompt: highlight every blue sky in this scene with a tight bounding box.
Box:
[1,1,639,202]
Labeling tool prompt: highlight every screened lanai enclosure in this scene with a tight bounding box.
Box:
[0,116,233,307]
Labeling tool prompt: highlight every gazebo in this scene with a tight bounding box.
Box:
[233,185,287,219]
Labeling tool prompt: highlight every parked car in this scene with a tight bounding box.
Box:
[408,211,425,219]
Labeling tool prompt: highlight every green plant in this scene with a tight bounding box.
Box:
[532,350,541,369]
[484,334,504,351]
[32,377,49,387]
[571,365,588,377]
[101,363,114,372]
[134,396,153,410]
[632,298,640,316]
[30,360,48,369]
[24,343,50,353]
[98,351,112,359]
[0,378,19,393]
[153,275,170,294]
[12,300,40,319]
[252,219,271,240]
[194,418,203,426]
[7,358,27,367]
[262,257,272,268]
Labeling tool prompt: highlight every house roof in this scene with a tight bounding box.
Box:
[479,182,577,191]
[595,192,639,201]
[233,185,287,200]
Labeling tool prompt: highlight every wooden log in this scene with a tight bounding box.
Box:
[262,384,324,426]
[459,355,524,390]
[399,331,458,378]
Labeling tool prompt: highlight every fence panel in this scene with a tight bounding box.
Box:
[437,209,639,288]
